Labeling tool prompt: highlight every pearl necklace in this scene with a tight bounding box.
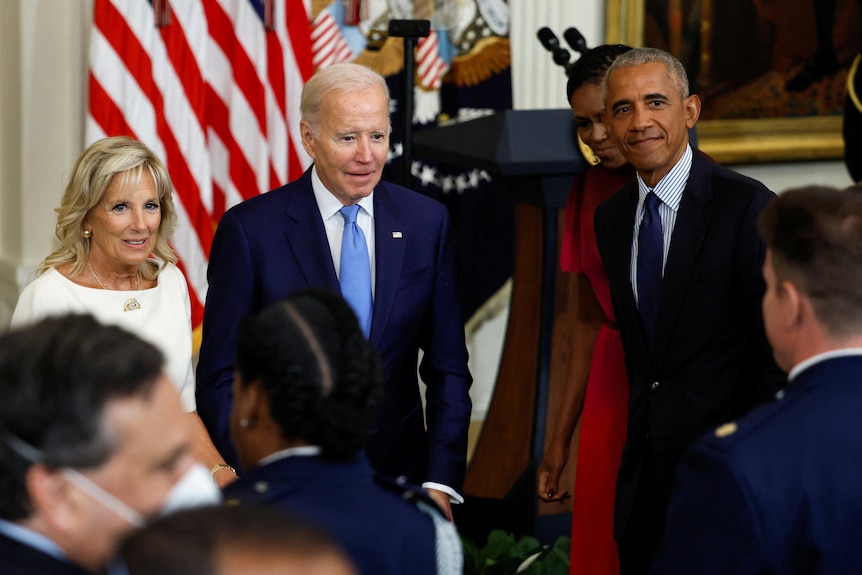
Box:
[87,262,142,312]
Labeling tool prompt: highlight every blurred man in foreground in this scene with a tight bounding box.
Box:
[652,185,862,574]
[0,314,219,574]
[120,505,357,575]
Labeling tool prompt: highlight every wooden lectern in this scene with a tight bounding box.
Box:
[413,109,588,544]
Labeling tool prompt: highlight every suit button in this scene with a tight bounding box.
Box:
[651,381,660,390]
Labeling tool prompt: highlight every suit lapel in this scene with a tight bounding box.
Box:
[283,171,340,291]
[654,153,713,364]
[609,188,639,322]
[370,183,406,346]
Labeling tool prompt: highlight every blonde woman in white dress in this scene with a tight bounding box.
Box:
[11,136,236,488]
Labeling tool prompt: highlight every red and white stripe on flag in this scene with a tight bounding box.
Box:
[416,29,448,90]
[310,8,354,69]
[87,0,313,338]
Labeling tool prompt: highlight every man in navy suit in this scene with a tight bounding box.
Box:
[594,47,783,573]
[196,62,472,520]
[651,185,862,574]
[0,314,218,575]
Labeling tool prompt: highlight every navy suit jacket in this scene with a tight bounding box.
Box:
[222,453,440,575]
[594,151,784,538]
[0,530,93,575]
[196,169,472,491]
[651,355,862,574]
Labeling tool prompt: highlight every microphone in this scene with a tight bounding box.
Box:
[537,27,571,67]
[564,27,587,55]
[536,26,560,51]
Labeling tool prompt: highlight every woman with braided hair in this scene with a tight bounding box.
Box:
[224,288,461,575]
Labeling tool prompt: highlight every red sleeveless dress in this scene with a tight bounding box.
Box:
[560,164,634,575]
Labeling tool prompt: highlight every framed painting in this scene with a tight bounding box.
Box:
[605,0,860,164]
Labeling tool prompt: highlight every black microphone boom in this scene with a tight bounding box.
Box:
[536,26,560,51]
[538,26,592,78]
[537,27,571,68]
[563,27,587,55]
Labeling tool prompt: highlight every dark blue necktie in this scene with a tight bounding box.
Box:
[339,205,372,336]
[637,191,663,346]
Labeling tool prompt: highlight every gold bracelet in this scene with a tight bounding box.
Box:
[210,463,237,477]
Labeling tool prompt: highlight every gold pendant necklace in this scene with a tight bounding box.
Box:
[87,262,142,312]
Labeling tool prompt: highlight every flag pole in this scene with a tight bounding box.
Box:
[387,20,430,188]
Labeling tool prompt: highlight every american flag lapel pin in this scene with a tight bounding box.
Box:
[392,231,403,239]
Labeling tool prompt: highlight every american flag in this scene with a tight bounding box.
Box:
[416,29,448,90]
[311,8,354,69]
[87,0,314,338]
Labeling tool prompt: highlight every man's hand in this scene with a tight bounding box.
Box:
[425,487,454,522]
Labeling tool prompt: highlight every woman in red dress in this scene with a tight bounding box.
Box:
[536,44,633,575]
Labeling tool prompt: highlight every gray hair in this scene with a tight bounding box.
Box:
[603,47,690,102]
[300,63,391,136]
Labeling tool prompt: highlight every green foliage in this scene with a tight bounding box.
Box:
[461,530,570,575]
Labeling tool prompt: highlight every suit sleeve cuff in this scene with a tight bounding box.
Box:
[421,482,464,504]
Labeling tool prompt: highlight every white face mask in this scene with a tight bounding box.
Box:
[4,433,221,528]
[159,463,223,517]
[63,463,222,528]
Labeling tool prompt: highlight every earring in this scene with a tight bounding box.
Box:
[82,230,92,239]
[240,418,250,429]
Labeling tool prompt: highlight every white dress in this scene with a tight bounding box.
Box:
[10,264,196,411]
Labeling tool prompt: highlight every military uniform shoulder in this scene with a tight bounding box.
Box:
[374,474,446,518]
[713,421,738,439]
[221,475,283,507]
[709,389,789,446]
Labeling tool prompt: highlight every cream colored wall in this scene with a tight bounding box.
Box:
[0,0,93,326]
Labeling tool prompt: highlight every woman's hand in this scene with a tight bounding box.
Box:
[536,443,571,502]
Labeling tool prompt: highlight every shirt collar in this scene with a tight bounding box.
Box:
[310,165,374,220]
[258,445,322,466]
[637,144,692,211]
[788,348,862,382]
[0,518,69,563]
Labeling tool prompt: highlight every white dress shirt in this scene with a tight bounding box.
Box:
[630,144,693,305]
[311,166,376,298]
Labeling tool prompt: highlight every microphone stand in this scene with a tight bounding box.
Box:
[388,19,430,188]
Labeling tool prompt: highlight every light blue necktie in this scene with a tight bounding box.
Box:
[339,205,372,336]
[637,191,663,347]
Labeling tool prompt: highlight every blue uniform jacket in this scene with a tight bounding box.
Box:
[651,355,862,574]
[222,453,441,575]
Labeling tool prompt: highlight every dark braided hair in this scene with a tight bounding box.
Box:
[235,288,382,460]
[566,44,633,104]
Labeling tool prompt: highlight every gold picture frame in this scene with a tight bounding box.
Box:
[605,0,845,164]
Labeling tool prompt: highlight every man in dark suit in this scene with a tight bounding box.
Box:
[651,185,862,574]
[0,314,219,575]
[196,62,472,520]
[594,47,783,574]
